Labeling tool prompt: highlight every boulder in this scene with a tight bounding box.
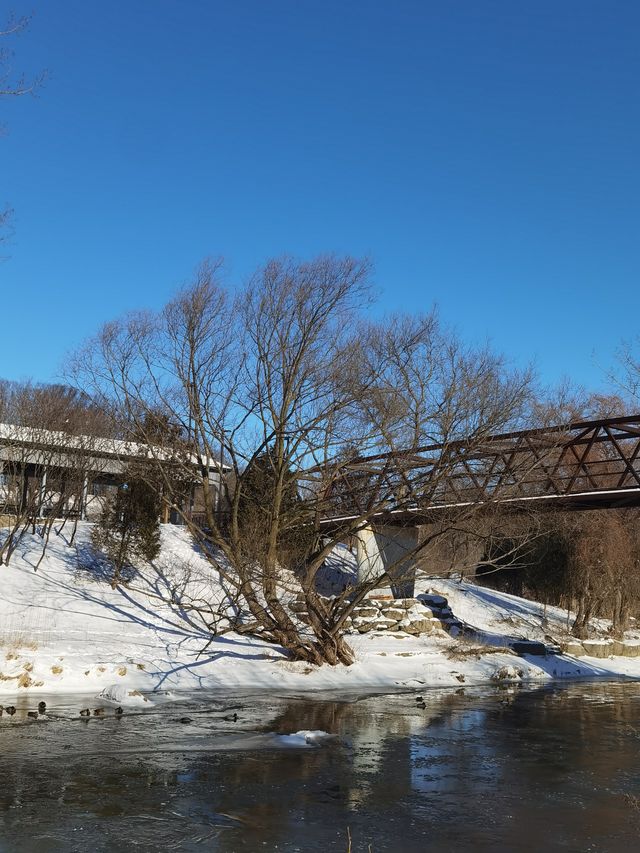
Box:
[405,619,433,635]
[582,639,613,659]
[383,608,406,621]
[560,640,585,657]
[374,619,398,630]
[420,593,448,608]
[352,607,380,619]
[511,641,548,657]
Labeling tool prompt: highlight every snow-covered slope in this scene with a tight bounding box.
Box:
[1,523,640,698]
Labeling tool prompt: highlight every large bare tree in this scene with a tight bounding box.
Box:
[71,255,538,666]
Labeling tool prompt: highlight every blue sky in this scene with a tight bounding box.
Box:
[1,1,638,390]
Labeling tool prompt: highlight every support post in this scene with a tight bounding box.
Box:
[355,524,418,598]
[80,474,89,521]
[38,468,48,517]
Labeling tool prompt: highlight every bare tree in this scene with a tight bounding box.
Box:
[0,380,103,564]
[559,510,636,639]
[611,338,640,404]
[71,255,540,666]
[1,12,47,244]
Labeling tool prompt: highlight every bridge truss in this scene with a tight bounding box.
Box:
[326,415,640,522]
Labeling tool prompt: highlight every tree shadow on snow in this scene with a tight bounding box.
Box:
[8,533,277,681]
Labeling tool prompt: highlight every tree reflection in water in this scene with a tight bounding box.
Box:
[0,683,639,851]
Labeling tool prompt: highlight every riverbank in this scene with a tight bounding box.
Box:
[1,524,640,700]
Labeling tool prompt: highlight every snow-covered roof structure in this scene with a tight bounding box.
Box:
[0,422,229,477]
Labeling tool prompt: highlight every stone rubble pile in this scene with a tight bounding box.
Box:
[290,590,464,637]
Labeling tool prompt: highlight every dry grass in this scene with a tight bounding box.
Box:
[0,635,39,652]
[445,643,513,661]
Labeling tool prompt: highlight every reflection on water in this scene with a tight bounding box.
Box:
[1,683,640,851]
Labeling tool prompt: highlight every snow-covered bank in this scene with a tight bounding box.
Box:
[2,523,640,698]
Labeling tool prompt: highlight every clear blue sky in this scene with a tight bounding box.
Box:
[1,1,638,389]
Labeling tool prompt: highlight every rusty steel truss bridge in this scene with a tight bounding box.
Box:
[325,414,640,524]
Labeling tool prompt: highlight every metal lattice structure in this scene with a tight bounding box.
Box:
[324,415,640,522]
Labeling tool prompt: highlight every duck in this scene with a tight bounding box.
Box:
[27,711,38,720]
[93,708,105,717]
[38,701,46,715]
[115,707,123,716]
[79,708,91,717]
[5,706,16,716]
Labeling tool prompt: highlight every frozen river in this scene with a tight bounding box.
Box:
[1,682,640,851]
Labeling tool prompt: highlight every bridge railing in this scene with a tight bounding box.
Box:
[317,414,640,518]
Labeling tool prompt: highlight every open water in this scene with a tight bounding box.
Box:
[1,682,640,852]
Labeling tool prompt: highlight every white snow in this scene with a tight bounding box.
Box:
[98,684,152,706]
[275,730,335,747]
[1,522,640,700]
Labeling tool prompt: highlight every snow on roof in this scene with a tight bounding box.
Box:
[0,422,229,471]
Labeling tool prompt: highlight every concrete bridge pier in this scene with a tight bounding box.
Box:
[355,524,419,598]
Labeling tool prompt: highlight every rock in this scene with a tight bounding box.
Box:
[407,619,433,634]
[560,640,585,656]
[374,619,398,630]
[179,717,193,724]
[582,640,613,659]
[512,641,548,657]
[352,607,379,619]
[412,607,435,619]
[420,593,448,608]
[416,701,426,709]
[289,601,308,614]
[383,608,407,621]
[491,665,523,682]
[621,642,640,658]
